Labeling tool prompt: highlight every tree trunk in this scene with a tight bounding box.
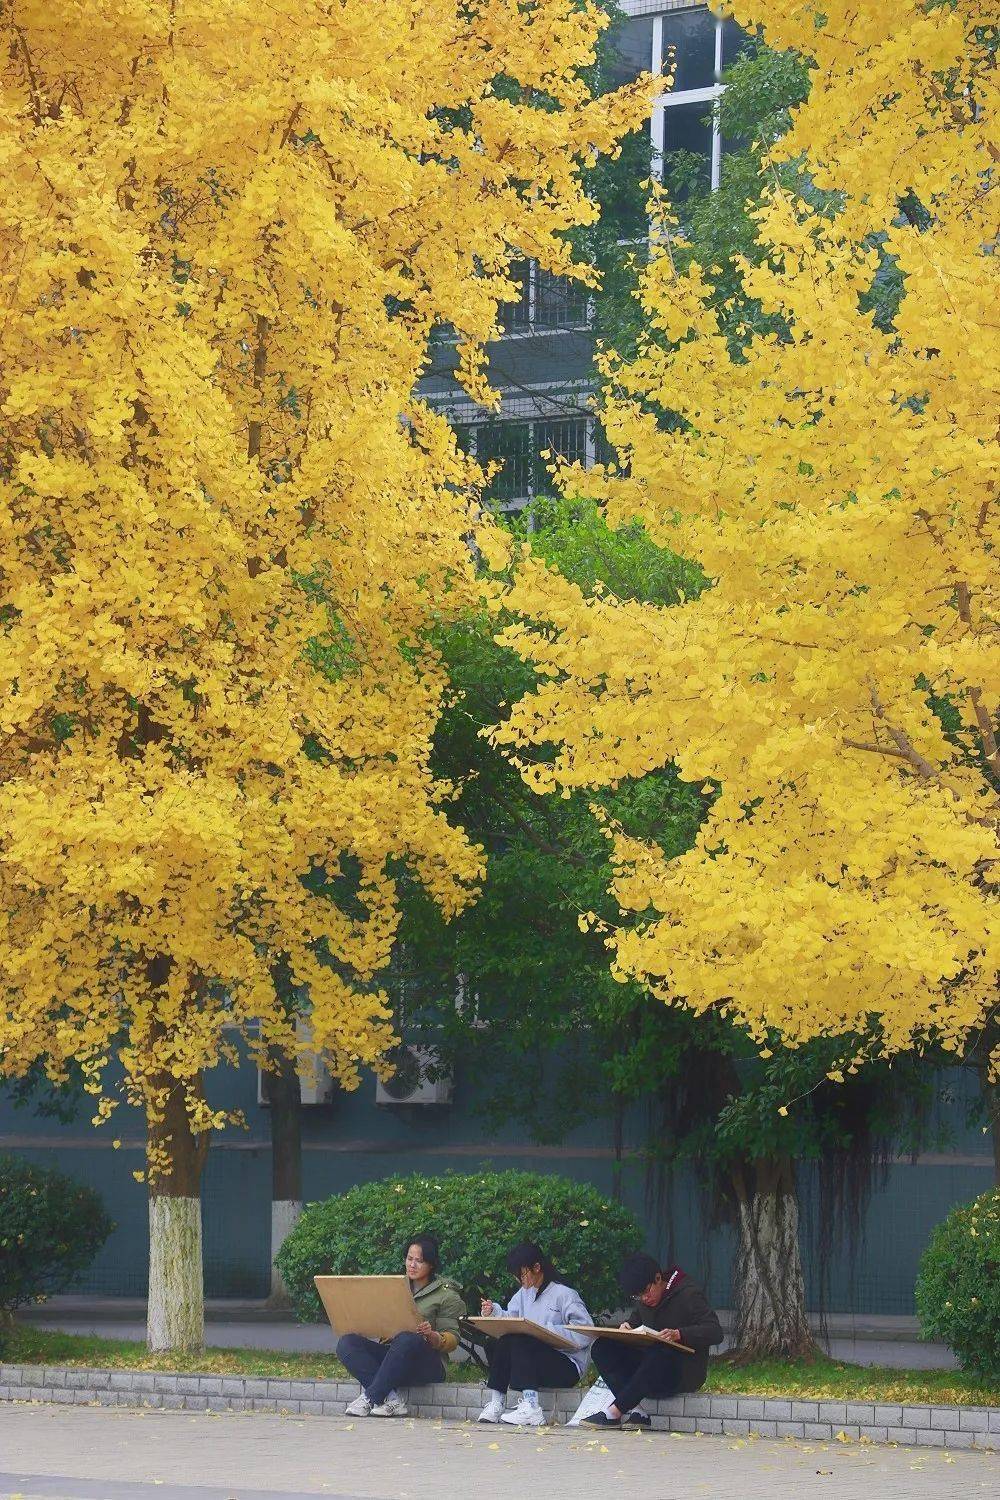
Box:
[729,1154,816,1360]
[262,1047,303,1307]
[611,1096,624,1204]
[975,1052,1000,1185]
[146,1071,210,1353]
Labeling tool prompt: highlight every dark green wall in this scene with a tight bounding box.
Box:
[1,1052,992,1314]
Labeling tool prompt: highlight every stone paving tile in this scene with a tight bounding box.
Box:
[1,1404,998,1500]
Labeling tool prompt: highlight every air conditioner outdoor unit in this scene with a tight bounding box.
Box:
[375,1044,452,1106]
[257,1021,335,1107]
[296,1057,335,1106]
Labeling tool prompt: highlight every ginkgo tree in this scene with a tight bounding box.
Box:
[492,2,998,1064]
[0,0,647,1350]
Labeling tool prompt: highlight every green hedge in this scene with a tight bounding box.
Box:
[0,1156,114,1318]
[915,1187,1000,1381]
[276,1170,641,1322]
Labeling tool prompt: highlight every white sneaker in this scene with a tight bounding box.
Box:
[344,1393,372,1417]
[477,1393,505,1424]
[370,1392,408,1418]
[500,1396,545,1427]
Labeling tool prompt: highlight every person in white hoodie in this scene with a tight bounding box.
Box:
[476,1241,592,1427]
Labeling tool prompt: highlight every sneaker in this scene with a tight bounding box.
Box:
[344,1393,372,1417]
[623,1407,651,1430]
[477,1393,505,1424]
[583,1409,621,1428]
[500,1396,545,1427]
[370,1392,408,1418]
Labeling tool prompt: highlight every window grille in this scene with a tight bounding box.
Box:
[458,416,603,509]
[499,261,591,334]
[534,269,591,329]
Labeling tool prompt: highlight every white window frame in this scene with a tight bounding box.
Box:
[436,6,734,505]
[622,2,727,193]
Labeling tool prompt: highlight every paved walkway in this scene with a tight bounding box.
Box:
[19,1300,957,1370]
[0,1404,995,1500]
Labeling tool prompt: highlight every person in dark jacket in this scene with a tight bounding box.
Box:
[584,1251,723,1430]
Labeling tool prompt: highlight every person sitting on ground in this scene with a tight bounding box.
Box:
[584,1250,723,1430]
[477,1240,592,1427]
[337,1234,465,1418]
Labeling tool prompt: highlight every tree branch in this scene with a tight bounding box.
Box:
[842,738,919,764]
[955,582,1000,783]
[866,680,943,782]
[14,27,44,126]
[246,313,269,464]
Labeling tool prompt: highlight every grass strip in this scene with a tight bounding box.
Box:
[704,1353,999,1408]
[3,1326,998,1407]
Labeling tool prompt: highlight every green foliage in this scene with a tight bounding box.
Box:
[915,1189,1000,1380]
[396,494,706,1140]
[675,42,813,347]
[0,1059,87,1124]
[515,495,704,604]
[716,39,810,147]
[275,1170,640,1321]
[0,1156,114,1316]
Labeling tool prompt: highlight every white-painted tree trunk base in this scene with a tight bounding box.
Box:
[267,1198,302,1307]
[147,1194,204,1352]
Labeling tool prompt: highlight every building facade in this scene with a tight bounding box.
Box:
[418,1,748,511]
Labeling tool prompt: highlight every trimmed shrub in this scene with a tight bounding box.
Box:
[915,1187,1000,1380]
[276,1169,641,1321]
[0,1155,114,1315]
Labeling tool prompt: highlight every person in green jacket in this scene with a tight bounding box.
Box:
[338,1234,465,1418]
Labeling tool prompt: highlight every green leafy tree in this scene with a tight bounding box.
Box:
[400,492,938,1358]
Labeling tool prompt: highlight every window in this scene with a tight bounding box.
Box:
[460,417,595,509]
[661,6,716,92]
[534,269,590,330]
[654,7,724,195]
[617,4,752,198]
[536,418,589,470]
[660,99,714,200]
[477,422,534,504]
[607,17,655,89]
[499,260,591,334]
[721,16,749,70]
[500,259,532,332]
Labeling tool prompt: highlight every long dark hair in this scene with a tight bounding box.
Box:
[506,1240,557,1294]
[404,1233,440,1275]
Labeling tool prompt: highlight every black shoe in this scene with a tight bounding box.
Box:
[622,1408,652,1430]
[583,1410,622,1428]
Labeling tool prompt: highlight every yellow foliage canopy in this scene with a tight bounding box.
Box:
[496,1,999,1056]
[0,1,647,1148]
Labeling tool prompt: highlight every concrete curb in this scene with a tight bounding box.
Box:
[1,1365,997,1450]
